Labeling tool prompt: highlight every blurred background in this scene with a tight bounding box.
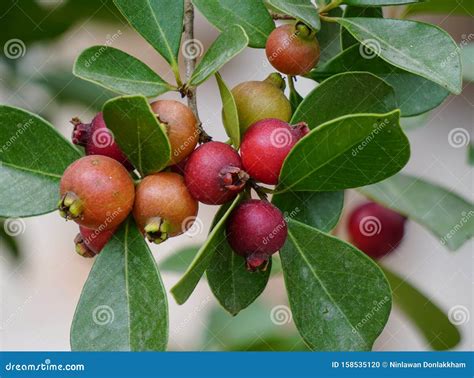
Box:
[0,0,472,351]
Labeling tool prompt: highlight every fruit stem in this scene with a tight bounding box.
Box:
[58,192,84,220]
[264,73,286,91]
[144,217,171,244]
[247,178,274,200]
[318,0,342,14]
[183,0,213,144]
[270,12,295,20]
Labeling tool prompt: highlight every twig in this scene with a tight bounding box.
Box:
[183,0,211,143]
[270,12,295,20]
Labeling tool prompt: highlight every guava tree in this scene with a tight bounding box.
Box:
[0,0,472,351]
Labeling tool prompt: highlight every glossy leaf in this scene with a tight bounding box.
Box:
[267,0,320,30]
[381,266,461,350]
[288,76,304,113]
[203,301,307,351]
[317,7,343,64]
[403,0,474,17]
[207,237,271,316]
[192,0,275,48]
[113,0,183,72]
[190,25,249,86]
[341,6,382,49]
[73,46,174,97]
[278,110,410,192]
[309,45,449,116]
[215,73,241,148]
[0,220,20,260]
[171,195,242,304]
[71,218,168,351]
[0,106,81,217]
[336,18,462,94]
[103,95,171,176]
[160,245,200,273]
[292,72,397,129]
[272,191,344,232]
[359,174,474,251]
[344,0,420,5]
[461,44,474,82]
[282,219,392,350]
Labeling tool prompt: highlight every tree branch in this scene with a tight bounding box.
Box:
[183,0,211,142]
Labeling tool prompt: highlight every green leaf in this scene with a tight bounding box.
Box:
[0,106,81,217]
[0,220,20,260]
[341,6,383,49]
[272,191,344,232]
[403,0,474,17]
[160,245,200,272]
[215,73,241,148]
[203,301,307,351]
[381,265,461,350]
[113,0,183,73]
[461,44,474,82]
[190,25,249,86]
[317,7,343,64]
[102,95,171,176]
[359,174,474,251]
[70,218,168,351]
[288,76,304,113]
[267,0,320,30]
[309,45,449,117]
[469,144,474,166]
[192,0,275,48]
[35,70,115,111]
[171,194,242,304]
[282,219,392,351]
[207,240,271,316]
[336,18,462,94]
[344,0,420,5]
[278,110,410,192]
[292,72,397,129]
[73,46,174,97]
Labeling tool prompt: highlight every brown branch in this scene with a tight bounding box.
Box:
[183,0,211,143]
[270,12,295,20]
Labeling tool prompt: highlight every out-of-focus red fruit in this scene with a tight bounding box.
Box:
[348,202,407,259]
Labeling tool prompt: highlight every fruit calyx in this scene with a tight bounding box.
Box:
[263,72,286,91]
[291,122,310,139]
[58,192,84,220]
[74,233,96,258]
[144,217,172,244]
[245,253,271,272]
[219,166,249,191]
[70,117,90,146]
[295,22,315,40]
